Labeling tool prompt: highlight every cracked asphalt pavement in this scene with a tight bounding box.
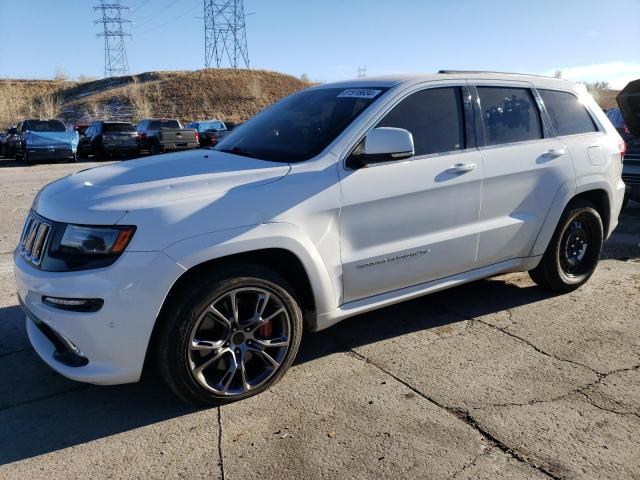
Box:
[0,159,639,479]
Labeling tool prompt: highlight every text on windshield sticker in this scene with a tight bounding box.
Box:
[337,89,382,99]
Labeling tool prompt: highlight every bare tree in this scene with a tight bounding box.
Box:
[34,94,63,119]
[582,80,612,102]
[553,70,563,79]
[126,77,152,119]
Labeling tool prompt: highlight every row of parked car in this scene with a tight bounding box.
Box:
[0,117,235,163]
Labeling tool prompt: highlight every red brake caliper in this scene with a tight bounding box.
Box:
[257,320,273,339]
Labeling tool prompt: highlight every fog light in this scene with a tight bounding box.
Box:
[42,296,103,312]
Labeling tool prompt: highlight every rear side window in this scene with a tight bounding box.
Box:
[376,87,465,156]
[539,89,597,136]
[477,87,542,146]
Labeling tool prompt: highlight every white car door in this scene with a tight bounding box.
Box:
[338,83,484,303]
[470,82,574,267]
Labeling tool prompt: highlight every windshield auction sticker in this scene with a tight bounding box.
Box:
[337,88,382,99]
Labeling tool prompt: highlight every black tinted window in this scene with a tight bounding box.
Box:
[215,87,387,162]
[103,123,136,133]
[478,87,542,145]
[540,90,597,136]
[376,87,465,156]
[22,120,66,132]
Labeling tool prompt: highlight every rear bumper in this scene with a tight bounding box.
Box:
[161,142,199,151]
[103,144,138,155]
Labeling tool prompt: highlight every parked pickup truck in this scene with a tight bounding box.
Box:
[136,118,199,155]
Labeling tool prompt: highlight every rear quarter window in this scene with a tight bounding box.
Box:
[539,89,598,136]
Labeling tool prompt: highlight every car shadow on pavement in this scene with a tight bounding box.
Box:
[297,276,556,365]
[0,276,553,466]
[0,304,200,466]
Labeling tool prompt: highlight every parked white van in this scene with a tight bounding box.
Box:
[14,72,626,404]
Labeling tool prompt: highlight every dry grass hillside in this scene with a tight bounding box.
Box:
[0,69,311,128]
[0,69,625,129]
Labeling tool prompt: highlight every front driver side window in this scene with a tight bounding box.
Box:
[376,87,466,156]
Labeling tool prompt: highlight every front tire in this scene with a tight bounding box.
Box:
[156,265,303,406]
[529,199,603,293]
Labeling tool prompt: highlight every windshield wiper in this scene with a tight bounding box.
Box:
[218,147,259,159]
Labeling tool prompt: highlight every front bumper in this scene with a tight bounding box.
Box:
[27,147,74,161]
[14,249,185,385]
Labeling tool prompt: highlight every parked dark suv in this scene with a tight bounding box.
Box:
[615,80,640,208]
[78,121,139,160]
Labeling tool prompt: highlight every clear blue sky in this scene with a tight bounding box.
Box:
[1,0,639,88]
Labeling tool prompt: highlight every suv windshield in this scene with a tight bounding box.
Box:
[23,120,66,132]
[103,122,136,133]
[214,87,388,162]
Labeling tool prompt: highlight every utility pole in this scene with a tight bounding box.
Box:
[94,0,132,77]
[204,0,250,69]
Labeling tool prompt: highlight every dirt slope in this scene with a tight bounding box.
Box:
[0,69,310,128]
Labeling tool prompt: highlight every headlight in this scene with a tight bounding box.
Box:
[60,225,136,255]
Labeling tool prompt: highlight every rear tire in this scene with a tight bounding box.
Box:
[22,151,33,165]
[529,199,603,293]
[155,265,303,406]
[151,142,162,156]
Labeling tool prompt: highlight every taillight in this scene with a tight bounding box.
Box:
[139,132,147,140]
[194,130,199,142]
[623,124,630,134]
[619,138,627,162]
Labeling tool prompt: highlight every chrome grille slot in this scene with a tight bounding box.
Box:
[31,223,50,265]
[18,213,52,267]
[23,219,41,257]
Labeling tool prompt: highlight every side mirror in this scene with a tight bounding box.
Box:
[348,127,414,168]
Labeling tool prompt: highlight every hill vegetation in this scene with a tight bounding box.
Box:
[0,69,311,129]
[0,69,623,130]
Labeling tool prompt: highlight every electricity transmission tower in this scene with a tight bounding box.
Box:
[204,0,250,69]
[357,66,367,78]
[94,0,132,77]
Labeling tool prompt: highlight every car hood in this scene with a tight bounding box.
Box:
[617,79,640,137]
[33,150,291,225]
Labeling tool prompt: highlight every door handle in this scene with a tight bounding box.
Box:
[544,148,566,159]
[448,162,476,174]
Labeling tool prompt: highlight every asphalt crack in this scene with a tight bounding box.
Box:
[344,349,561,480]
[217,406,226,480]
[576,390,640,420]
[475,317,602,377]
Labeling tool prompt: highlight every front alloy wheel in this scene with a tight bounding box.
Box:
[156,266,303,405]
[187,287,291,397]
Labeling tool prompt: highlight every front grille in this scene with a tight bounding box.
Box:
[622,173,640,186]
[19,213,52,266]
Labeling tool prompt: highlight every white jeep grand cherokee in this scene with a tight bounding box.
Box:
[14,72,626,405]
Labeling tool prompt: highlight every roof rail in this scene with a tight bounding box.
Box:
[437,70,558,79]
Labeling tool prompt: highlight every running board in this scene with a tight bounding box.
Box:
[314,256,541,331]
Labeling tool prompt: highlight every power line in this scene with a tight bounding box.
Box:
[94,0,132,77]
[204,0,250,69]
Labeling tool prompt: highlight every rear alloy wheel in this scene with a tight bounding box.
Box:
[157,266,303,405]
[529,199,603,292]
